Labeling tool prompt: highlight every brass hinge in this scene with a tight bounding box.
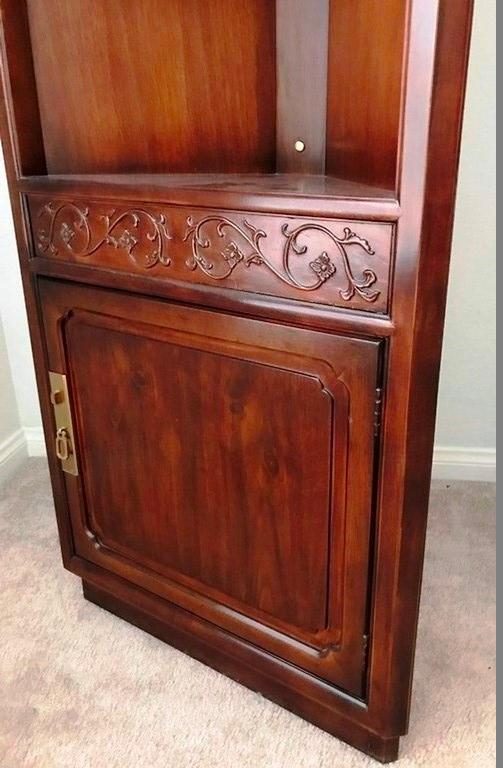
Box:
[374,387,383,438]
[49,372,79,476]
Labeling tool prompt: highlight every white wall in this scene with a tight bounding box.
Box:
[0,156,29,481]
[0,316,19,441]
[0,312,25,482]
[0,0,496,482]
[433,0,496,480]
[0,158,41,429]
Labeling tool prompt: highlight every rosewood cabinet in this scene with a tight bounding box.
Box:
[0,1,473,762]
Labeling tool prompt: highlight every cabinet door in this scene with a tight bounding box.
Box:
[39,279,381,696]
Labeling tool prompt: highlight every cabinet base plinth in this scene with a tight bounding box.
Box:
[82,578,400,763]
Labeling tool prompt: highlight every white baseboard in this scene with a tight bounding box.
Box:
[3,427,497,483]
[0,428,28,485]
[432,446,496,482]
[24,426,47,457]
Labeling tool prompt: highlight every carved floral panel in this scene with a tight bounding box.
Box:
[28,196,393,313]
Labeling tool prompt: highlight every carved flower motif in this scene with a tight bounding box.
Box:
[60,221,76,246]
[309,252,336,282]
[222,241,244,269]
[108,229,139,253]
[37,229,49,250]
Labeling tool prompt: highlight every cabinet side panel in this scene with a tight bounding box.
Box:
[0,0,46,175]
[326,0,407,190]
[366,0,474,739]
[392,0,475,730]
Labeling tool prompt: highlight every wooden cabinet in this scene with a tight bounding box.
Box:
[0,1,473,762]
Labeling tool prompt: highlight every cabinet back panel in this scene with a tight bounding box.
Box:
[326,0,407,191]
[26,0,276,174]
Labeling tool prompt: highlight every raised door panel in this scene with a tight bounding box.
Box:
[39,279,381,696]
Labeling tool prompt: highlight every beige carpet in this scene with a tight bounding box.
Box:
[0,459,495,767]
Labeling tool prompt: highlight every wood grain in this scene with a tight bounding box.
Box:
[326,0,407,191]
[276,0,330,173]
[26,0,276,174]
[0,0,46,174]
[19,173,401,220]
[39,278,381,694]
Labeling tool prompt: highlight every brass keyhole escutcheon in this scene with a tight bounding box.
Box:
[55,428,71,462]
[49,371,79,476]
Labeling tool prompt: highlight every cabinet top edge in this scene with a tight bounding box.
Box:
[18,174,401,222]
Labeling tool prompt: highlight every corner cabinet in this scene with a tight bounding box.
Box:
[0,1,473,762]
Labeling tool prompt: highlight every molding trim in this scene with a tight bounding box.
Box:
[0,428,28,485]
[432,446,496,482]
[19,429,497,483]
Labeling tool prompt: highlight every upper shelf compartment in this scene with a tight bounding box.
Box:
[26,0,277,176]
[9,0,408,197]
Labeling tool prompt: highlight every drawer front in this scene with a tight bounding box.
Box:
[28,196,394,314]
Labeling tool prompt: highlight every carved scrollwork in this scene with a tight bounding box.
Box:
[183,216,380,303]
[36,202,172,269]
[34,201,381,305]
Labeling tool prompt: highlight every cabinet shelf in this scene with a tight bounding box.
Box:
[18,174,400,220]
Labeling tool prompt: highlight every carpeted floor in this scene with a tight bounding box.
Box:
[0,459,496,767]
